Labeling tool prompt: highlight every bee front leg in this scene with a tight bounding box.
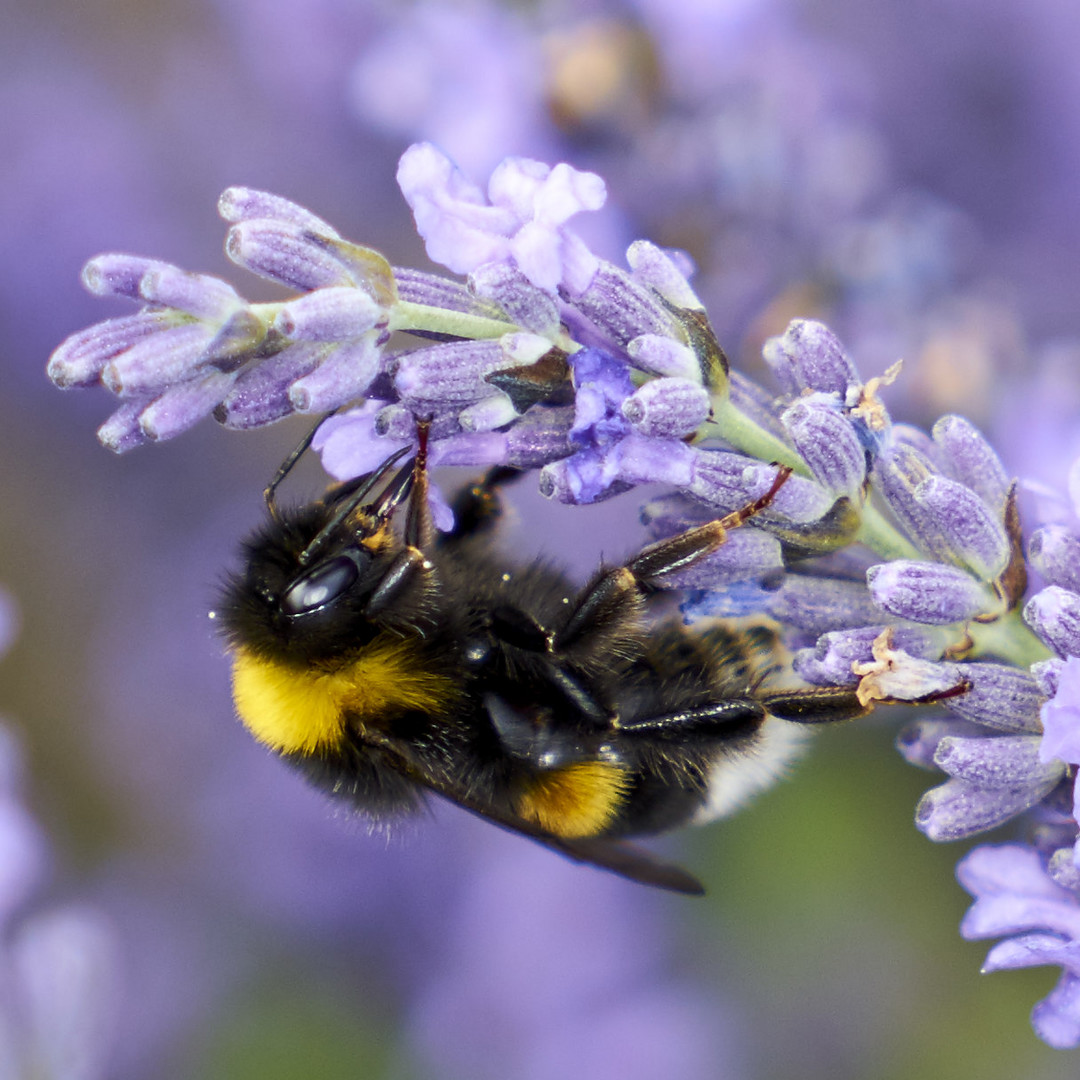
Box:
[556,466,791,651]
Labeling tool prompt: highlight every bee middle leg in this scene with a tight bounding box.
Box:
[556,466,792,650]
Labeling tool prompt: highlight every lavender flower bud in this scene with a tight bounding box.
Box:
[687,451,833,521]
[48,313,175,388]
[225,220,354,291]
[218,186,341,236]
[503,405,573,467]
[866,560,989,624]
[626,336,702,383]
[288,339,382,414]
[932,414,1010,513]
[1032,658,1065,698]
[138,371,238,441]
[458,395,520,433]
[621,378,710,439]
[914,474,1009,579]
[274,287,383,341]
[1025,586,1080,659]
[766,576,883,635]
[793,625,943,685]
[570,263,680,347]
[374,405,462,444]
[80,254,172,300]
[394,339,515,409]
[625,241,701,310]
[939,663,1046,733]
[872,441,953,561]
[96,401,151,454]
[1028,526,1080,594]
[780,398,867,499]
[934,735,1058,788]
[101,323,214,396]
[762,319,859,397]
[652,529,783,589]
[469,263,560,335]
[138,265,242,320]
[215,342,325,429]
[917,775,1065,841]
[394,267,506,318]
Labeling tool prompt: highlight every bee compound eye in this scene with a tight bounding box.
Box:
[282,554,360,616]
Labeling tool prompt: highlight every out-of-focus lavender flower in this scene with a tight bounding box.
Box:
[0,596,119,1079]
[407,834,744,1080]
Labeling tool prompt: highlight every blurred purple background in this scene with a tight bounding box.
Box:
[3,0,1080,1076]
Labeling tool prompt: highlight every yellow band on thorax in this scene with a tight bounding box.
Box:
[230,637,461,757]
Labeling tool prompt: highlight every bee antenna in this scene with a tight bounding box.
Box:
[297,444,413,567]
[264,410,351,523]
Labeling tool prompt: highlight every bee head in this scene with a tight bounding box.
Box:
[217,499,403,665]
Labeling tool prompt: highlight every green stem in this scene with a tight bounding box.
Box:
[969,610,1052,668]
[389,301,519,340]
[708,397,923,562]
[854,506,922,561]
[707,398,808,475]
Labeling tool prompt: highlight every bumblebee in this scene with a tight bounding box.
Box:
[218,424,868,894]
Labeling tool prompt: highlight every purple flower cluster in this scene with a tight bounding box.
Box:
[48,142,1080,1050]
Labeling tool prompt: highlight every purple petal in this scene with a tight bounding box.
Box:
[313,403,408,481]
[1039,656,1080,765]
[958,844,1074,900]
[396,143,516,275]
[1032,972,1080,1049]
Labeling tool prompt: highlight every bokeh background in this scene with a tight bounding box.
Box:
[3,0,1080,1076]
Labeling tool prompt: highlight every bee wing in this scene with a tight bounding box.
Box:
[413,769,705,896]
